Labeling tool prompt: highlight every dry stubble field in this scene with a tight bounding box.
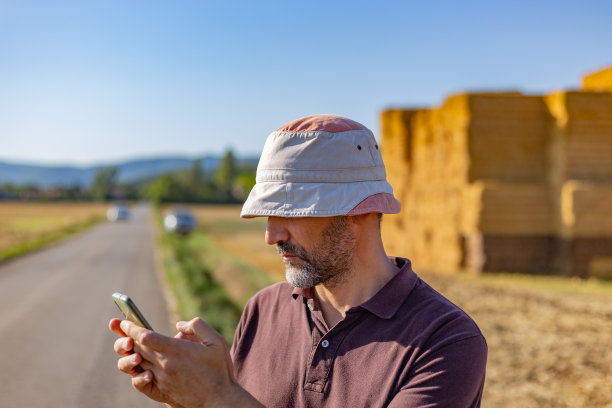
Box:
[191,205,612,408]
[0,202,108,261]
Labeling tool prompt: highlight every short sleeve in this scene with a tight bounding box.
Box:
[229,296,252,361]
[387,334,487,408]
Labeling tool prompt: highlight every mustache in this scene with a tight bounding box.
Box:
[276,241,309,261]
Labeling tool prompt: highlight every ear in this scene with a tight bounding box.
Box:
[349,213,377,225]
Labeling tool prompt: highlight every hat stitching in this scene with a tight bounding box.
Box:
[272,130,375,140]
[256,168,386,180]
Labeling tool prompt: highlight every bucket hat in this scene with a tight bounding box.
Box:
[240,114,401,218]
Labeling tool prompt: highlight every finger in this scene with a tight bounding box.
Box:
[131,369,154,389]
[131,370,170,405]
[177,317,223,345]
[120,320,169,351]
[109,318,127,337]
[117,352,144,376]
[175,322,200,343]
[174,331,190,340]
[113,336,134,356]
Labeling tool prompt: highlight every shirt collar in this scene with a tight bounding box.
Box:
[290,257,418,319]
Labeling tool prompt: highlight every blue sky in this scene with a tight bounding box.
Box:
[1,0,611,165]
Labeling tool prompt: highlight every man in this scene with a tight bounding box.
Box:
[110,114,487,407]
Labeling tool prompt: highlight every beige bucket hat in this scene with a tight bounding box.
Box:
[240,114,401,218]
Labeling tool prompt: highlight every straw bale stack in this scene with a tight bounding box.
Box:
[379,71,612,278]
[379,109,419,258]
[582,65,612,91]
[381,92,554,273]
[408,103,466,271]
[379,109,418,202]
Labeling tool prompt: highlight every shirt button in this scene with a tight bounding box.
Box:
[307,303,314,311]
[321,340,329,348]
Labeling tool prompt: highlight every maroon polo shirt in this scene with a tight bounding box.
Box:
[230,258,487,407]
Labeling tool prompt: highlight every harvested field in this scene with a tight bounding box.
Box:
[189,205,612,408]
[188,204,283,281]
[0,201,108,261]
[420,272,611,408]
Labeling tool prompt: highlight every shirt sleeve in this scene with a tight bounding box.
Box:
[229,297,251,361]
[387,334,487,408]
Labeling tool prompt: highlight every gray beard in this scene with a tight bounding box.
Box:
[277,216,355,289]
[285,263,325,289]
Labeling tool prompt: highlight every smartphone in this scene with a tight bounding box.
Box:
[112,292,154,330]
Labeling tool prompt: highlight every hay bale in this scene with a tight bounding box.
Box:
[582,65,612,92]
[462,181,553,236]
[546,92,612,181]
[560,181,612,237]
[466,94,549,183]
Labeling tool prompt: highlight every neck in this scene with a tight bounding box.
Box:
[314,216,399,328]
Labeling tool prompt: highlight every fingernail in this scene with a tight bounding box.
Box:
[120,320,128,331]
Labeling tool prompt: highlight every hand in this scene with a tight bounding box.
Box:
[109,317,262,408]
[109,318,182,406]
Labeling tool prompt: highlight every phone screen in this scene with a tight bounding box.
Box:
[112,292,154,330]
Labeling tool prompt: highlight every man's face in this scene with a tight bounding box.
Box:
[266,216,356,288]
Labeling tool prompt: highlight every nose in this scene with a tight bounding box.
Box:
[265,217,290,245]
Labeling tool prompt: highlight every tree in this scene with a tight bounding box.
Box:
[188,159,205,201]
[214,150,237,201]
[234,171,256,201]
[92,167,118,201]
[145,173,187,204]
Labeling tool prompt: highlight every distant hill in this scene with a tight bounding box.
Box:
[0,155,258,188]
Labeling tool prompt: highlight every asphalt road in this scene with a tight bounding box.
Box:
[0,204,171,408]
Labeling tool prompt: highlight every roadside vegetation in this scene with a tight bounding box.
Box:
[0,202,107,263]
[154,205,276,344]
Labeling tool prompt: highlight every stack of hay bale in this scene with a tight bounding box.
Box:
[546,88,612,278]
[381,65,612,278]
[379,109,418,260]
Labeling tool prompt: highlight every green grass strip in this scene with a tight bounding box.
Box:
[157,224,242,344]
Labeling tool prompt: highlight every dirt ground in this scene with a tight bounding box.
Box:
[419,271,612,408]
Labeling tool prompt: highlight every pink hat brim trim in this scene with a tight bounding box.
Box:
[347,192,401,215]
